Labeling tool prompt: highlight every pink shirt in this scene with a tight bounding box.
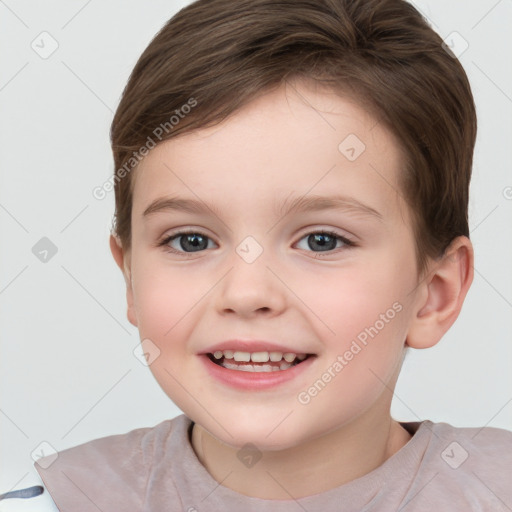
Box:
[33,414,512,511]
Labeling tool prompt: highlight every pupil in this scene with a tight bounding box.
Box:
[309,233,336,252]
[182,234,207,252]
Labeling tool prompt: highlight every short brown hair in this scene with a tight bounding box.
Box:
[110,0,477,278]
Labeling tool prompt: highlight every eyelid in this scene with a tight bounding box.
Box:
[294,224,355,241]
[156,228,217,250]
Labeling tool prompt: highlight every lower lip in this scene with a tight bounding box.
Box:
[199,354,316,390]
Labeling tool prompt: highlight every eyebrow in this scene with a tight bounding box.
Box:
[142,194,383,222]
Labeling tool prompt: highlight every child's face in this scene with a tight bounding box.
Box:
[119,80,427,450]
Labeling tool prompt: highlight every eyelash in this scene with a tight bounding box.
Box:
[157,229,356,257]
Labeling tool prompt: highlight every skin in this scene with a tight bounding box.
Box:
[110,79,473,500]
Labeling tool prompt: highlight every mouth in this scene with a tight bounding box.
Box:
[205,350,314,372]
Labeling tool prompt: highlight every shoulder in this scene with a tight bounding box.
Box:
[429,420,512,465]
[32,414,190,511]
[413,420,512,509]
[36,413,187,470]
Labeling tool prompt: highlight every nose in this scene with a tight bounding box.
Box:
[215,245,287,318]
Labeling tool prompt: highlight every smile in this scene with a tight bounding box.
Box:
[207,350,310,372]
[201,350,317,390]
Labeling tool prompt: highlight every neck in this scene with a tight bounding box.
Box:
[190,405,412,500]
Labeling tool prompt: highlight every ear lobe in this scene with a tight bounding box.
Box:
[109,234,138,327]
[406,236,474,349]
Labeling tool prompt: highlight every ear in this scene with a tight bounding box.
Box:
[406,236,474,349]
[109,234,138,327]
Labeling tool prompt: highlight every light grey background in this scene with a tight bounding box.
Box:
[1,0,511,494]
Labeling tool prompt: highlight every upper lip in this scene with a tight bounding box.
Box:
[198,340,314,355]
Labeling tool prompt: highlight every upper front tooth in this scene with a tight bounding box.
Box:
[233,351,251,362]
[214,350,304,362]
[269,351,283,361]
[283,353,296,363]
[251,351,270,363]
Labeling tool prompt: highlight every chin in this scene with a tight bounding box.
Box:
[203,414,309,452]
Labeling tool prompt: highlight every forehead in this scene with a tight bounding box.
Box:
[132,80,410,225]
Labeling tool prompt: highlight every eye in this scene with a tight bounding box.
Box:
[158,230,216,255]
[294,230,355,254]
[157,229,355,256]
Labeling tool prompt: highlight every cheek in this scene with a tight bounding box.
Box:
[296,262,407,337]
[297,263,410,382]
[131,261,195,342]
[295,275,408,424]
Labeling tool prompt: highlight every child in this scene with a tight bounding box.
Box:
[15,0,512,509]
